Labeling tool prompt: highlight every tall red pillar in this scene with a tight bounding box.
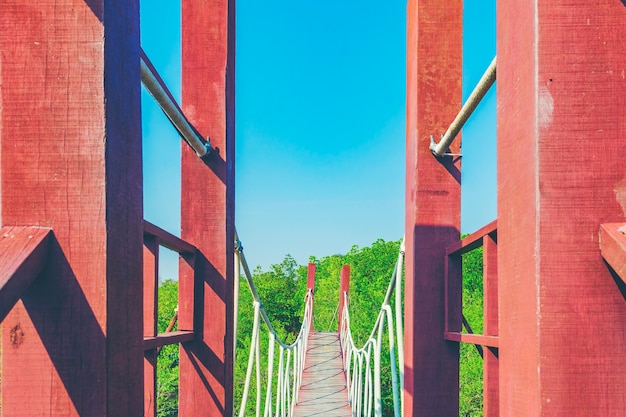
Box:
[179,0,236,415]
[497,1,626,415]
[0,1,143,415]
[404,1,462,415]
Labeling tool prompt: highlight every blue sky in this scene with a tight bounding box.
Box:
[140,1,496,278]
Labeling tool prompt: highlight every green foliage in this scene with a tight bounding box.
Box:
[154,238,486,417]
[309,238,401,338]
[253,255,306,339]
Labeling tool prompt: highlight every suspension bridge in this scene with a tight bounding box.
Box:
[231,234,405,416]
[1,0,626,416]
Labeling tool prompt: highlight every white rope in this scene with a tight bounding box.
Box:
[394,239,405,412]
[339,242,405,417]
[234,232,313,417]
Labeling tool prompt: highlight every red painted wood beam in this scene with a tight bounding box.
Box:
[599,223,626,284]
[338,265,351,333]
[446,220,497,256]
[443,332,499,348]
[179,0,236,415]
[0,227,52,323]
[144,220,196,255]
[143,235,159,417]
[405,0,462,415]
[143,331,195,350]
[482,234,499,417]
[308,263,316,330]
[497,1,626,415]
[1,1,143,415]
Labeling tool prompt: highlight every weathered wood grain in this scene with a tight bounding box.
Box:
[498,1,626,415]
[405,0,463,415]
[293,332,352,417]
[179,0,236,415]
[0,1,143,415]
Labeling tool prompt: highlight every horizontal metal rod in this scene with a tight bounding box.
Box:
[140,50,211,157]
[430,56,497,157]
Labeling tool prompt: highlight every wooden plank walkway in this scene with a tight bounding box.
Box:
[293,332,352,417]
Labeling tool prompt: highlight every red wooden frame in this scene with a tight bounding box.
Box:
[444,220,499,416]
[1,1,144,415]
[1,1,235,414]
[3,1,626,416]
[143,221,198,417]
[179,1,236,415]
[497,1,626,415]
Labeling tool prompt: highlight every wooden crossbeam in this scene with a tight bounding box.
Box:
[143,330,194,350]
[0,226,52,322]
[143,220,196,255]
[444,332,499,349]
[446,220,498,256]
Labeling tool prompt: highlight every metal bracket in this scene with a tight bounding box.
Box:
[430,135,462,157]
[234,238,243,253]
[199,136,213,162]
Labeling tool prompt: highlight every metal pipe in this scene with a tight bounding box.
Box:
[140,50,211,157]
[430,56,497,157]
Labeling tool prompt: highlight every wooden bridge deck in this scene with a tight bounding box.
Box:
[293,332,352,417]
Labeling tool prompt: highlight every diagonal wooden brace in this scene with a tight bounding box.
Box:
[0,226,53,322]
[599,223,626,285]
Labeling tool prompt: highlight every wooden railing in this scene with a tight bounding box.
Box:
[142,220,197,417]
[444,220,499,416]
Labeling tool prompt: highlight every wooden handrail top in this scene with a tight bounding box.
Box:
[143,220,196,255]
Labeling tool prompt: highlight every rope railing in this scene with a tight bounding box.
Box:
[234,233,313,417]
[429,56,497,157]
[339,241,405,417]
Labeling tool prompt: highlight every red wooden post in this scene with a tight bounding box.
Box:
[178,0,236,415]
[338,265,351,333]
[482,233,498,417]
[0,1,143,415]
[307,263,316,330]
[497,1,626,415]
[405,0,462,415]
[143,237,159,417]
